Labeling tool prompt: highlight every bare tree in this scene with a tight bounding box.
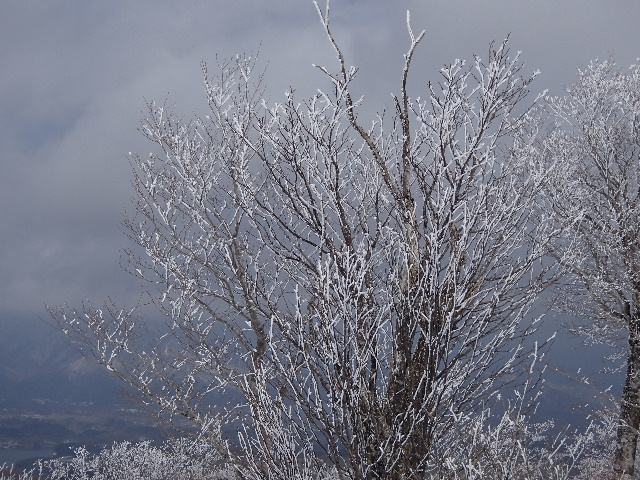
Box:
[531,58,640,476]
[49,3,557,478]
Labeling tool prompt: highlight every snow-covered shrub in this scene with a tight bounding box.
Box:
[40,436,236,480]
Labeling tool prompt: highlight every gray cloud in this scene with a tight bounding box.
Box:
[1,0,639,316]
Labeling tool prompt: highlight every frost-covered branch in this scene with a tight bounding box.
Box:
[529,57,640,476]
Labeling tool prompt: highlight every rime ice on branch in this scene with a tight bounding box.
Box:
[49,2,569,479]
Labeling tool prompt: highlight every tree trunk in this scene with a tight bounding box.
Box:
[615,329,640,475]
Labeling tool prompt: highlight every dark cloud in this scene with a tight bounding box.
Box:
[1,1,639,317]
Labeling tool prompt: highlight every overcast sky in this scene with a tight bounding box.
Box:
[1,1,640,320]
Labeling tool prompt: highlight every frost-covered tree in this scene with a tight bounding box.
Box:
[49,3,558,478]
[531,58,640,476]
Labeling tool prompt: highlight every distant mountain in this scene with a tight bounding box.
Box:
[0,314,164,466]
[0,315,121,409]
